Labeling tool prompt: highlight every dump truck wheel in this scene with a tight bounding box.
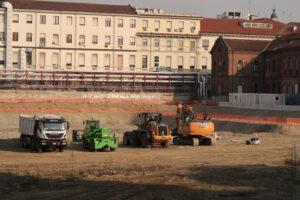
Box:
[36,142,42,153]
[20,135,24,148]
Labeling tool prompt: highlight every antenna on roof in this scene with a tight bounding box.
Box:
[248,0,252,14]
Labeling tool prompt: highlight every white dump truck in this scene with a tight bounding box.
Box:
[19,114,69,152]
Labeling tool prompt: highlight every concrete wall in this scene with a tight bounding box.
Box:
[0,89,194,101]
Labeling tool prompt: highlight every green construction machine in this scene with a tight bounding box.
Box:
[73,120,118,152]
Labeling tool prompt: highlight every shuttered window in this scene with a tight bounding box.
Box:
[79,54,85,67]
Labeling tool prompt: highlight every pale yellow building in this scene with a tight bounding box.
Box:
[136,10,202,72]
[0,0,138,71]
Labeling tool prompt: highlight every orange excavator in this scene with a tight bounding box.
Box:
[172,104,217,146]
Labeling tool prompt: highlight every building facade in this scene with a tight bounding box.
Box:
[211,33,300,96]
[136,12,202,72]
[211,37,269,96]
[199,17,285,70]
[1,0,138,71]
[0,0,206,72]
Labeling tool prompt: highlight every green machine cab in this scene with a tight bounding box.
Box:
[80,120,118,152]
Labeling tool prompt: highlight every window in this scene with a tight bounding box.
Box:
[79,54,85,67]
[104,54,110,68]
[178,56,183,70]
[155,20,160,31]
[39,52,45,68]
[178,40,184,51]
[130,36,135,46]
[190,41,196,51]
[52,34,59,45]
[13,52,19,66]
[154,56,159,68]
[105,36,111,45]
[0,15,3,24]
[66,34,72,43]
[142,39,148,47]
[0,51,5,65]
[202,57,207,69]
[142,20,148,30]
[105,18,111,27]
[237,60,243,71]
[117,36,123,46]
[117,19,123,27]
[92,17,98,27]
[40,33,46,46]
[53,16,59,25]
[142,55,148,69]
[79,17,85,26]
[154,40,160,50]
[254,60,259,72]
[202,40,209,48]
[129,55,135,69]
[79,35,85,45]
[178,21,184,32]
[130,19,136,28]
[166,40,172,51]
[117,55,123,69]
[13,14,19,23]
[92,54,98,67]
[13,32,18,41]
[66,16,72,25]
[66,53,72,67]
[167,21,172,32]
[92,35,98,44]
[26,52,32,66]
[0,32,5,41]
[40,15,46,24]
[166,56,171,69]
[190,22,196,32]
[190,56,195,71]
[52,53,58,67]
[26,15,33,23]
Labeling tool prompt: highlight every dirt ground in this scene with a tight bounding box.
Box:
[0,102,300,200]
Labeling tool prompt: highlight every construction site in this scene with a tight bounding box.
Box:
[0,79,299,199]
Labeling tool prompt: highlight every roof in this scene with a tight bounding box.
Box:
[200,18,285,36]
[139,13,203,19]
[223,38,270,51]
[278,22,300,36]
[5,0,137,15]
[266,33,300,51]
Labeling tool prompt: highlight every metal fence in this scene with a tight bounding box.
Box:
[0,69,204,94]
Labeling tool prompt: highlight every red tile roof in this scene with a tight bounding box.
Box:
[278,23,300,36]
[201,18,285,36]
[5,0,137,15]
[266,33,300,51]
[223,38,270,51]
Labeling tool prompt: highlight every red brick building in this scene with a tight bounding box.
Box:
[264,33,300,95]
[211,37,269,96]
[211,32,300,96]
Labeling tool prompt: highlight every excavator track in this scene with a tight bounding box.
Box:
[173,136,194,145]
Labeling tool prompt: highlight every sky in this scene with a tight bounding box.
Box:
[47,0,300,23]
